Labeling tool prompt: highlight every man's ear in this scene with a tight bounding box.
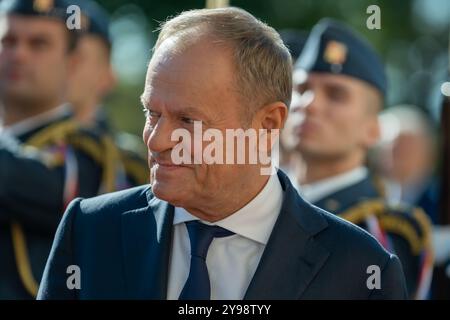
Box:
[256,101,288,131]
[362,86,383,148]
[99,65,117,98]
[253,102,288,153]
[66,48,81,76]
[363,115,381,148]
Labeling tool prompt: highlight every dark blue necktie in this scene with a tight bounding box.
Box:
[178,220,235,300]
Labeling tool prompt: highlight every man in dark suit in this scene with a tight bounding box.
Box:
[38,7,407,300]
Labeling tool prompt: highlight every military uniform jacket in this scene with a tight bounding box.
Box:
[0,108,148,299]
[313,175,434,299]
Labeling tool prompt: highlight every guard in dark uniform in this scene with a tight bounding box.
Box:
[0,0,146,299]
[67,0,149,176]
[287,18,434,299]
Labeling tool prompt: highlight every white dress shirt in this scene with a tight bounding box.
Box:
[167,172,284,300]
[298,166,368,203]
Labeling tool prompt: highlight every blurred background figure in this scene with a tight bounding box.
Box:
[287,17,434,299]
[372,106,450,299]
[279,29,308,174]
[67,0,115,129]
[373,105,439,223]
[67,0,148,158]
[0,0,147,299]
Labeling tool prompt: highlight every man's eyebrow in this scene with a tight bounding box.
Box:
[29,34,52,42]
[325,81,348,93]
[177,106,205,117]
[24,31,54,42]
[139,95,208,119]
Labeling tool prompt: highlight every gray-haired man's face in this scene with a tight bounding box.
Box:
[141,35,271,218]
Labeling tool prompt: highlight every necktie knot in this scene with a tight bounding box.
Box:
[185,220,234,259]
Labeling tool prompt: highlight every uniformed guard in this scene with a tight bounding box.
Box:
[66,0,148,183]
[286,18,434,299]
[0,0,146,299]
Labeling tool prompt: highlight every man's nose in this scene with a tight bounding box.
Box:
[6,42,29,64]
[302,89,323,117]
[145,117,179,154]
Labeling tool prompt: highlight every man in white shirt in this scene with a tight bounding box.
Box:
[38,7,407,300]
[287,18,433,299]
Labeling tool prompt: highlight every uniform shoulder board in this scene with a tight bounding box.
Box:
[339,198,386,225]
[377,204,433,256]
[25,119,103,159]
[377,204,434,299]
[25,118,79,148]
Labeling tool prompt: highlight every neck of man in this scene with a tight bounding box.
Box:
[1,97,65,126]
[184,168,271,223]
[300,150,365,185]
[73,98,100,126]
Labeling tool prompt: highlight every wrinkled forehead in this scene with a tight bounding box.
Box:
[141,35,245,124]
[144,34,236,94]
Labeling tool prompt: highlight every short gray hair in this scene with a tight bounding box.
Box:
[154,7,292,119]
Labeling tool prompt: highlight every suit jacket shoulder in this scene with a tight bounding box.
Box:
[39,172,408,300]
[244,171,408,299]
[77,184,151,218]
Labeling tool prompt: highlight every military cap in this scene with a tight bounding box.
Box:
[0,0,72,22]
[71,0,111,47]
[295,18,387,96]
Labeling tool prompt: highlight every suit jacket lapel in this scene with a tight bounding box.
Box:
[244,171,330,299]
[121,190,174,299]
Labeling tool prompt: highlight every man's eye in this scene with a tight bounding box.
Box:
[30,39,49,50]
[327,88,347,102]
[1,36,16,48]
[181,117,195,124]
[143,108,160,119]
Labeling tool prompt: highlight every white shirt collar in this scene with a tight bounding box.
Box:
[299,166,368,203]
[0,103,71,137]
[173,172,283,245]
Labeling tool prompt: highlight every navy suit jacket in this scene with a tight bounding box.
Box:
[37,171,408,299]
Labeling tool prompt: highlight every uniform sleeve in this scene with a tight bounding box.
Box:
[36,198,81,300]
[0,133,102,232]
